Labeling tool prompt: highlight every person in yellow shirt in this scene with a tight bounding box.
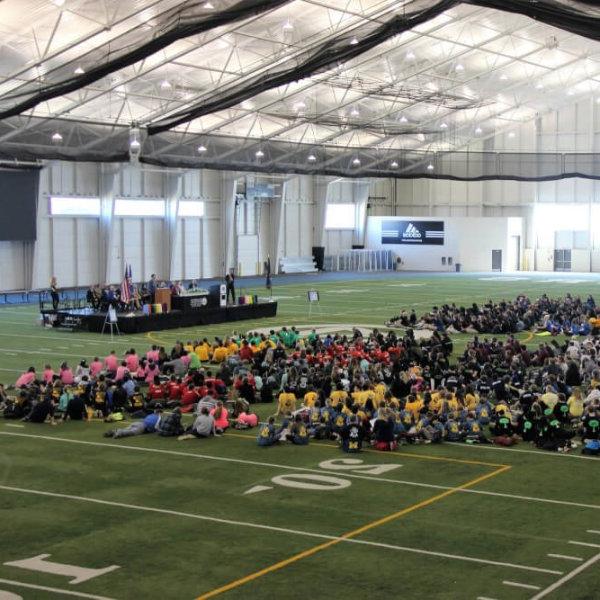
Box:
[195,339,210,362]
[303,388,318,408]
[567,388,584,419]
[329,383,348,408]
[276,388,297,417]
[465,386,479,411]
[374,383,386,406]
[428,392,443,414]
[226,338,239,355]
[405,394,423,419]
[183,341,194,354]
[212,345,228,363]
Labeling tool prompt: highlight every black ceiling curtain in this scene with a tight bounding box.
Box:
[0,0,293,121]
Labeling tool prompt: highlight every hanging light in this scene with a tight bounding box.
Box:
[74,66,85,75]
[130,139,141,151]
[203,1,214,8]
[508,131,516,139]
[475,126,482,135]
[390,161,398,168]
[399,115,408,123]
[255,149,265,158]
[160,80,172,90]
[282,19,294,31]
[350,107,360,117]
[350,36,359,45]
[197,145,207,153]
[51,132,63,143]
[427,163,434,171]
[405,50,415,60]
[440,122,448,129]
[455,63,464,72]
[352,157,361,166]
[307,154,317,162]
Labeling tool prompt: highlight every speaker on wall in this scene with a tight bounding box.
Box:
[312,246,325,270]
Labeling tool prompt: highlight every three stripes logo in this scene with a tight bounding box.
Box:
[402,223,422,239]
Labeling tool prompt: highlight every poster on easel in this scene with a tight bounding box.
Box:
[108,305,118,323]
[307,290,320,303]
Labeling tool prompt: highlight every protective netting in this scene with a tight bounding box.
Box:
[2,117,600,181]
[0,0,291,121]
[148,0,600,134]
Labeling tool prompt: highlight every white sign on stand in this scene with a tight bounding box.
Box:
[219,284,227,308]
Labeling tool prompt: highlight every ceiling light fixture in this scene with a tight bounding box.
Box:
[427,163,434,171]
[241,100,254,110]
[455,63,464,72]
[255,149,265,158]
[130,139,141,151]
[74,66,84,75]
[350,107,360,117]
[399,115,408,123]
[440,122,448,129]
[293,100,306,111]
[350,36,359,45]
[307,154,317,162]
[352,157,361,166]
[508,131,516,138]
[475,126,482,134]
[51,132,63,143]
[197,145,207,153]
[52,0,66,6]
[160,80,172,90]
[203,1,214,8]
[406,51,415,60]
[390,161,398,168]
[500,73,508,81]
[535,82,544,90]
[282,19,293,31]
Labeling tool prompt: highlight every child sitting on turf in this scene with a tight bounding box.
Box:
[257,417,278,446]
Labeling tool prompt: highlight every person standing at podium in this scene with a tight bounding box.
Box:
[148,274,157,303]
[225,269,236,305]
[50,276,60,310]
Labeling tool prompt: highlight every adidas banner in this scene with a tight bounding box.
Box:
[381,220,444,245]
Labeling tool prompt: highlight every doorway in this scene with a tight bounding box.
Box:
[491,249,502,271]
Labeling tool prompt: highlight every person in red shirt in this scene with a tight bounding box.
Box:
[148,376,165,401]
[180,383,199,413]
[167,376,183,401]
[239,341,254,362]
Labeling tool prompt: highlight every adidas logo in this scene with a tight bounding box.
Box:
[402,223,422,238]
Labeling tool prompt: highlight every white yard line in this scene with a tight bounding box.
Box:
[0,484,563,576]
[586,529,600,535]
[0,367,22,373]
[446,441,600,461]
[477,597,500,600]
[4,424,25,429]
[0,578,116,600]
[0,331,137,345]
[547,554,583,562]
[568,540,600,549]
[2,432,599,511]
[502,580,541,590]
[529,553,600,599]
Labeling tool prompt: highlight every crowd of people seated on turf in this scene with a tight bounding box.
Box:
[386,293,597,335]
[3,297,600,455]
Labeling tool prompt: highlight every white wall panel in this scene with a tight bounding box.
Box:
[0,241,27,290]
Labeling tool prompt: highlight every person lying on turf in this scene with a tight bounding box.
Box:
[104,406,162,438]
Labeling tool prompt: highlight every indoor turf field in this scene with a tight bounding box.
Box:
[1,272,600,600]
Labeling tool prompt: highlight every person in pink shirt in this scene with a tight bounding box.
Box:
[146,345,160,363]
[181,352,191,368]
[42,364,54,384]
[90,357,103,378]
[60,362,74,385]
[235,411,258,429]
[145,361,159,384]
[125,349,139,372]
[210,401,229,432]
[15,367,36,388]
[104,351,118,375]
[115,361,129,382]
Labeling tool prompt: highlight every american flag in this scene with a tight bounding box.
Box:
[120,264,132,304]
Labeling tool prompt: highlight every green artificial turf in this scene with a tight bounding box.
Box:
[1,273,599,600]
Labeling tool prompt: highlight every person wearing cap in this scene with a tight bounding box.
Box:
[104,405,162,438]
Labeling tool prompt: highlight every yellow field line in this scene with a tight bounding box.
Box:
[197,464,511,599]
[226,431,507,468]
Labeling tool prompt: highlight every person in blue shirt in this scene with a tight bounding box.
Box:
[288,414,309,445]
[104,406,163,438]
[444,417,464,442]
[341,416,364,453]
[257,417,278,446]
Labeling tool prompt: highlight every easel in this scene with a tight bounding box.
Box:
[101,304,120,340]
[307,290,322,318]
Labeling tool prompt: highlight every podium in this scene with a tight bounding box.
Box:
[154,288,172,313]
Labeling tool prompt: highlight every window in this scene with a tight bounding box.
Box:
[50,196,101,216]
[325,203,356,229]
[178,201,205,217]
[114,199,165,217]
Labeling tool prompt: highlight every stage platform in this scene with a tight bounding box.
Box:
[43,301,278,334]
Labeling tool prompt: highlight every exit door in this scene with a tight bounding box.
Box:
[491,249,502,271]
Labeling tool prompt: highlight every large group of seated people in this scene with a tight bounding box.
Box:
[2,293,600,455]
[386,293,596,336]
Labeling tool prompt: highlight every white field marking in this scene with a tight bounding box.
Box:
[0,331,135,346]
[4,554,119,585]
[586,530,600,535]
[547,554,584,562]
[0,368,22,373]
[568,540,600,549]
[478,277,531,281]
[446,441,600,461]
[502,580,540,590]
[0,348,95,359]
[0,485,564,576]
[540,279,588,284]
[0,578,115,600]
[2,432,599,512]
[476,597,499,600]
[530,553,600,600]
[328,289,365,294]
[385,283,426,287]
[243,485,273,495]
[3,425,24,429]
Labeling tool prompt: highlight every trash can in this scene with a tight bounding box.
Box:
[455,263,461,272]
